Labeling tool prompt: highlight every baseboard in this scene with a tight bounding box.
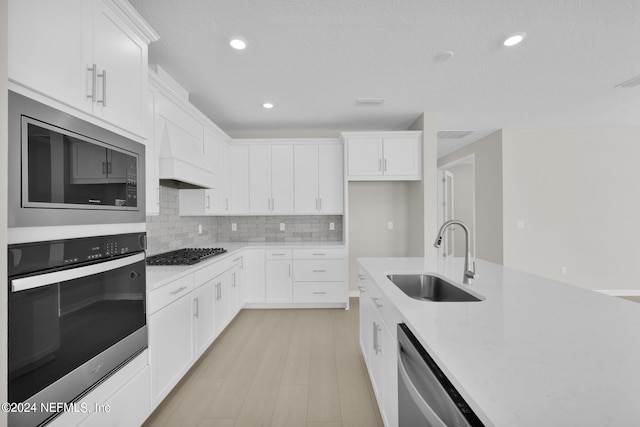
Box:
[595,290,640,297]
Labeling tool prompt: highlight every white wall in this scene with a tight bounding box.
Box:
[347,182,411,291]
[439,131,504,264]
[1,0,9,423]
[502,128,640,291]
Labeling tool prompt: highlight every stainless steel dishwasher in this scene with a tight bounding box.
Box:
[398,324,485,427]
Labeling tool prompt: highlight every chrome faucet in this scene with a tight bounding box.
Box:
[433,220,478,285]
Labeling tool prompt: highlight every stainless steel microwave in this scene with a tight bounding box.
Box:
[8,91,146,232]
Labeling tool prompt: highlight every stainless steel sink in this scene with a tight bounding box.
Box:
[386,274,483,302]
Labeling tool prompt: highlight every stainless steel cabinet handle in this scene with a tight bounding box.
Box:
[372,322,380,354]
[378,158,382,171]
[319,198,322,211]
[312,269,326,273]
[225,198,229,210]
[312,291,326,295]
[232,272,236,287]
[87,64,97,101]
[157,187,161,206]
[358,274,365,280]
[358,286,365,292]
[102,162,107,175]
[194,297,199,318]
[97,69,107,106]
[384,158,387,171]
[206,195,211,209]
[170,286,187,295]
[312,253,326,256]
[272,253,286,256]
[372,297,383,309]
[289,263,291,277]
[107,162,112,174]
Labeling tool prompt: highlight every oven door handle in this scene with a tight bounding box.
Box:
[11,252,145,292]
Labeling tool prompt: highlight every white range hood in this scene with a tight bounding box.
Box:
[158,120,215,188]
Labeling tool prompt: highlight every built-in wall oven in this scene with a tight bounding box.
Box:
[8,90,145,243]
[7,233,147,427]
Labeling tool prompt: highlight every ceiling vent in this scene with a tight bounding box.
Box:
[437,130,475,139]
[615,74,640,88]
[356,98,385,106]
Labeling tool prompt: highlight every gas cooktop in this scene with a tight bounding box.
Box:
[146,248,227,266]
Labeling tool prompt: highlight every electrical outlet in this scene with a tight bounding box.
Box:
[231,223,237,231]
[561,266,567,275]
[280,223,285,231]
[388,221,394,230]
[198,224,203,234]
[329,222,335,231]
[516,220,525,229]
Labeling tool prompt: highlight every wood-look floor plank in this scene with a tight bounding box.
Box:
[162,377,225,427]
[269,384,308,427]
[307,310,342,423]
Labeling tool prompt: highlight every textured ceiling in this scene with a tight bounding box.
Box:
[130,0,640,156]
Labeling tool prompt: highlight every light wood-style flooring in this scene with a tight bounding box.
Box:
[143,298,383,427]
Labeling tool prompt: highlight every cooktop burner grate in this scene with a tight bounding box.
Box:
[146,247,227,266]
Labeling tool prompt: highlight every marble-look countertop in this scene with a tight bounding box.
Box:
[358,257,640,427]
[146,241,345,290]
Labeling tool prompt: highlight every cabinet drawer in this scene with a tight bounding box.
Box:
[293,259,346,282]
[293,248,346,260]
[194,258,232,286]
[293,282,347,303]
[266,249,293,260]
[147,274,194,315]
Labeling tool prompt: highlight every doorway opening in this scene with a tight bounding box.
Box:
[437,154,476,258]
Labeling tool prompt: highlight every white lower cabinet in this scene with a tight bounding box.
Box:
[149,282,194,408]
[266,250,293,303]
[359,270,398,427]
[229,255,245,317]
[292,248,347,305]
[193,281,216,358]
[77,366,151,427]
[243,249,266,303]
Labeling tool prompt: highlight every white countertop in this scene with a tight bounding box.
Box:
[146,241,345,290]
[358,257,640,427]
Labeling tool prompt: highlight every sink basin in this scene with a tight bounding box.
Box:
[386,274,483,302]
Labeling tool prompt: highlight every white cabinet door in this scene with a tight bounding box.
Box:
[193,281,216,357]
[77,366,151,427]
[318,144,344,214]
[294,145,319,214]
[249,145,271,214]
[266,260,293,303]
[8,0,91,113]
[347,137,383,177]
[91,0,148,136]
[229,145,250,213]
[243,249,266,303]
[149,293,194,407]
[214,274,231,335]
[229,258,244,317]
[270,145,294,213]
[221,142,231,213]
[382,137,420,178]
[203,127,225,214]
[380,321,398,427]
[146,83,161,215]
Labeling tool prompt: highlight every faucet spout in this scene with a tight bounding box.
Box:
[434,220,478,285]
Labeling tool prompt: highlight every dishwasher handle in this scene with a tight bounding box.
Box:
[398,347,448,427]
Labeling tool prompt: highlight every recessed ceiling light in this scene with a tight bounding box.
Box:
[503,32,526,47]
[263,102,274,109]
[230,38,247,50]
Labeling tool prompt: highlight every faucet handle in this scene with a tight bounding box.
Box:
[465,262,479,281]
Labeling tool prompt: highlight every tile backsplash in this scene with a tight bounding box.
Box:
[146,186,343,254]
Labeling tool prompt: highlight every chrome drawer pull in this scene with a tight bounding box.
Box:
[312,253,326,256]
[312,291,327,295]
[170,286,187,295]
[312,269,326,273]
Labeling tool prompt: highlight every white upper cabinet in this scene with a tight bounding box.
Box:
[294,142,343,214]
[343,131,422,181]
[8,0,158,138]
[229,145,250,214]
[249,145,294,214]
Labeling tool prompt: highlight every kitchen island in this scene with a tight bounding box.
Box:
[358,257,640,427]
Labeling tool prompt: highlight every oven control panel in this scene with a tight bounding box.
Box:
[8,232,146,277]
